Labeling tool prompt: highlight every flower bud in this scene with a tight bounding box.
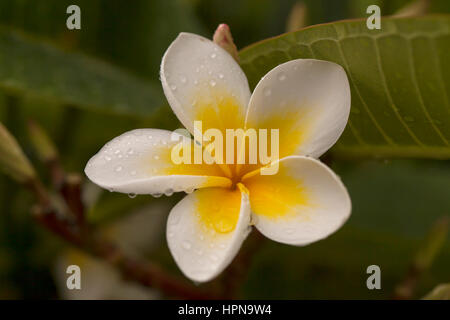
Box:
[213,24,239,62]
[27,120,58,163]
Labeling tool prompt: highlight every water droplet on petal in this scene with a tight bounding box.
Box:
[210,52,217,59]
[170,84,177,90]
[115,165,123,172]
[127,148,134,155]
[185,187,194,194]
[218,73,224,79]
[130,170,136,176]
[164,188,174,196]
[182,241,192,250]
[180,75,187,83]
[278,72,287,81]
[210,80,216,87]
[152,193,162,198]
[128,193,136,199]
[263,87,271,97]
[154,155,160,160]
[210,254,218,262]
[105,155,112,161]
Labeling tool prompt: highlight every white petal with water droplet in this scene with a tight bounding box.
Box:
[242,156,351,246]
[166,186,251,282]
[245,59,351,158]
[161,32,251,134]
[85,129,231,195]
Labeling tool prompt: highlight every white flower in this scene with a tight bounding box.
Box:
[85,33,352,282]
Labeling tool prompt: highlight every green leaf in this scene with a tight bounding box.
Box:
[239,15,450,159]
[0,27,165,116]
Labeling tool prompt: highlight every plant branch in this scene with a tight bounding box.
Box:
[221,230,266,298]
[25,174,220,300]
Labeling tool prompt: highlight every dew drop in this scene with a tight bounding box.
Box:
[263,87,272,97]
[278,72,287,81]
[128,193,136,199]
[148,135,153,140]
[210,52,217,59]
[170,84,177,91]
[286,228,295,235]
[115,165,123,172]
[114,149,121,154]
[104,155,112,161]
[164,188,174,196]
[185,187,194,194]
[210,254,219,262]
[127,148,134,155]
[210,80,216,87]
[179,75,187,83]
[130,170,137,176]
[218,73,224,79]
[152,193,162,198]
[194,79,199,85]
[154,155,160,160]
[182,241,192,250]
[168,232,174,238]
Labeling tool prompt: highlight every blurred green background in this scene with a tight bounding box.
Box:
[0,0,449,299]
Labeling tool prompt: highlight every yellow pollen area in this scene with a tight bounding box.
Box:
[195,187,241,234]
[143,88,315,233]
[193,86,245,133]
[237,106,312,178]
[242,167,309,220]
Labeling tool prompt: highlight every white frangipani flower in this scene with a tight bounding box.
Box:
[85,32,352,282]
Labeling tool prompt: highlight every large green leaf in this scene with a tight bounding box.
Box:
[239,16,450,159]
[0,27,165,116]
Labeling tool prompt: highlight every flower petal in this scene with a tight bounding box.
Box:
[166,185,251,282]
[245,59,351,158]
[242,156,351,246]
[85,129,231,195]
[161,33,251,134]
